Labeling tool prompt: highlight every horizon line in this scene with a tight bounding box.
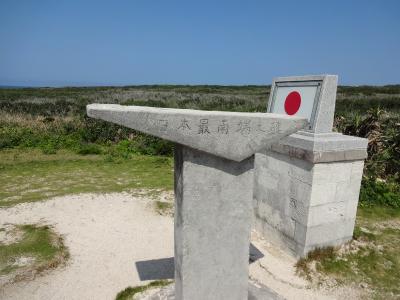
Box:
[1,83,400,89]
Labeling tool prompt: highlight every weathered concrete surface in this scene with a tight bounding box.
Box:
[174,145,254,300]
[87,104,307,162]
[270,131,368,163]
[86,103,308,298]
[312,75,338,133]
[253,133,366,257]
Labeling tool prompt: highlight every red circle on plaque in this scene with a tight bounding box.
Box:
[284,91,301,115]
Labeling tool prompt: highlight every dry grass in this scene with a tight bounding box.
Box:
[154,201,174,216]
[115,280,172,300]
[0,224,69,287]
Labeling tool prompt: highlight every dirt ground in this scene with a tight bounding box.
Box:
[0,192,364,300]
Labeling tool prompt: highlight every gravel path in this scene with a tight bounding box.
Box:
[0,192,174,300]
[0,192,364,300]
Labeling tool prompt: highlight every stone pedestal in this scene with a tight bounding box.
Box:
[253,132,368,257]
[86,103,307,299]
[174,145,254,300]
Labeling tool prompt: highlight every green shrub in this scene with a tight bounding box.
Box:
[40,142,58,154]
[334,109,400,179]
[360,177,400,208]
[129,135,173,156]
[104,138,173,159]
[76,143,102,155]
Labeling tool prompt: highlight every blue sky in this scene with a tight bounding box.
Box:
[0,0,399,86]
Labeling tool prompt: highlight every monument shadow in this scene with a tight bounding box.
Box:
[135,243,264,281]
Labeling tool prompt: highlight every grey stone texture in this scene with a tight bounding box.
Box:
[312,75,338,133]
[254,75,368,257]
[174,145,254,300]
[87,104,307,162]
[253,132,367,257]
[86,104,308,299]
[270,131,368,163]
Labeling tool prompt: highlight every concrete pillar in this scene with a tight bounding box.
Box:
[174,145,254,300]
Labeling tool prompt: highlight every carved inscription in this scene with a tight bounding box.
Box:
[178,118,191,131]
[236,120,251,136]
[257,121,281,134]
[270,121,281,133]
[198,119,211,134]
[149,117,282,137]
[157,119,168,132]
[218,120,229,134]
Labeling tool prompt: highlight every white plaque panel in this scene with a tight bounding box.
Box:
[268,78,325,131]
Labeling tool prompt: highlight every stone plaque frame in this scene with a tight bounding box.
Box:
[267,75,338,133]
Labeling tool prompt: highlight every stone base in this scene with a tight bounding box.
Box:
[139,282,283,300]
[253,132,367,257]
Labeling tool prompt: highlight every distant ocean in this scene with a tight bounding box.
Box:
[0,85,31,89]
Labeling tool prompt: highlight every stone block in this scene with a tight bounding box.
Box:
[288,197,308,226]
[345,199,359,221]
[307,202,346,227]
[351,160,365,181]
[255,166,279,192]
[255,201,296,240]
[175,146,254,300]
[299,235,353,256]
[254,217,297,254]
[309,182,337,206]
[294,218,356,247]
[313,162,352,184]
[289,178,312,206]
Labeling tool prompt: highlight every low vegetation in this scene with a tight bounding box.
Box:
[295,207,400,299]
[0,224,69,286]
[115,280,172,300]
[0,149,173,207]
[334,108,400,208]
[155,200,174,216]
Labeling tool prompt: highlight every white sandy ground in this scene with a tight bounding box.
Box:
[0,192,365,300]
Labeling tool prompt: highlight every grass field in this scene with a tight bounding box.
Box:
[0,149,173,207]
[0,84,399,297]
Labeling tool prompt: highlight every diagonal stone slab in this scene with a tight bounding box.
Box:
[87,104,308,161]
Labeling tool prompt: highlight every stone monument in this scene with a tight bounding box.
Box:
[253,75,368,256]
[87,104,307,300]
[87,74,369,298]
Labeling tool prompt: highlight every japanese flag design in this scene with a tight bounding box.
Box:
[271,85,319,122]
